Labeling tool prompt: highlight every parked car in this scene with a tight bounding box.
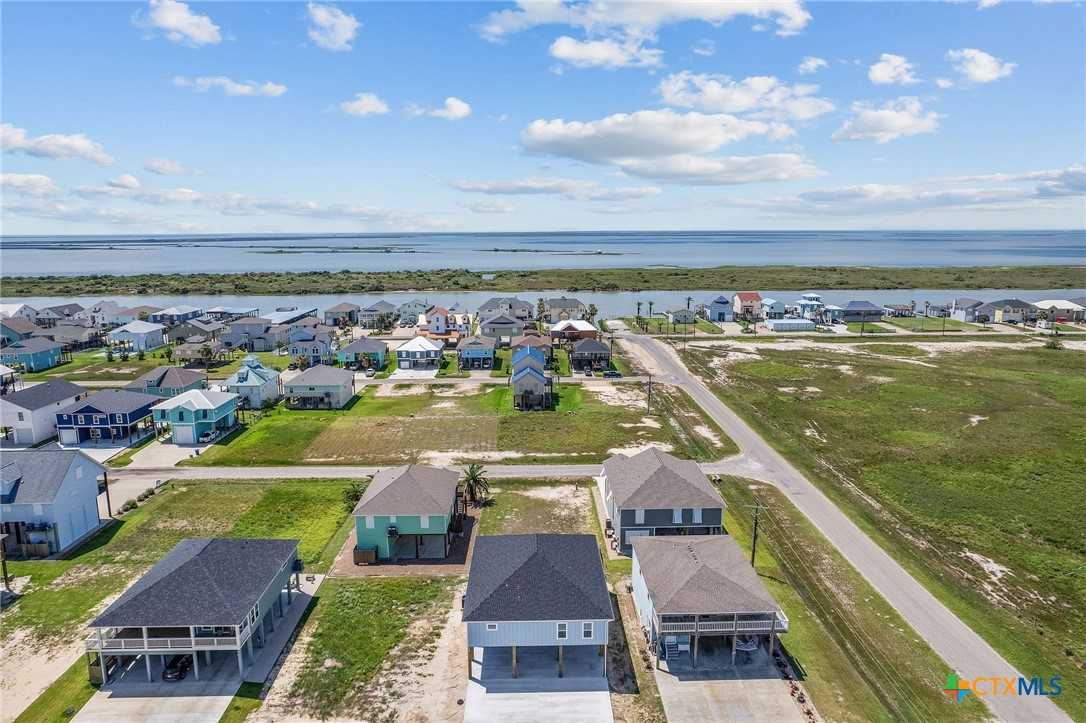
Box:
[364,368,376,377]
[602,370,621,378]
[288,363,298,370]
[163,654,193,681]
[198,431,216,443]
[584,369,593,377]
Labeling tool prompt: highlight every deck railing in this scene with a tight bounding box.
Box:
[657,611,789,635]
[85,634,239,651]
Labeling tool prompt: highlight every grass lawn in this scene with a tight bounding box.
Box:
[619,316,723,336]
[721,480,987,723]
[290,577,458,719]
[20,348,169,382]
[479,478,595,535]
[880,316,992,333]
[489,348,511,377]
[2,479,356,644]
[683,345,1086,720]
[204,350,288,379]
[845,321,896,334]
[553,347,572,375]
[435,352,469,378]
[191,383,734,466]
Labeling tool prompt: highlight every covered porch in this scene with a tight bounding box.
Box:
[654,610,789,668]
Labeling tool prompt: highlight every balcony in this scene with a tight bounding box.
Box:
[657,611,789,635]
[84,624,251,652]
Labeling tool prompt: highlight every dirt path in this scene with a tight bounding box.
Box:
[0,631,86,723]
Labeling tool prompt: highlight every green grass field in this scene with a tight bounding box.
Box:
[479,479,595,536]
[880,316,993,333]
[2,479,355,643]
[435,352,469,378]
[20,348,167,381]
[845,321,896,334]
[190,383,735,466]
[289,577,458,719]
[683,345,1086,719]
[721,480,986,723]
[619,316,723,335]
[12,658,97,723]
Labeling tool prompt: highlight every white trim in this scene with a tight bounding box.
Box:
[556,622,568,640]
[634,508,644,524]
[693,508,702,524]
[486,623,498,631]
[672,508,682,524]
[582,622,593,639]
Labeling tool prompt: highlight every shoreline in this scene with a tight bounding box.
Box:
[1,264,1083,296]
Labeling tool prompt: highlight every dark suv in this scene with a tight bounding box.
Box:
[163,654,193,681]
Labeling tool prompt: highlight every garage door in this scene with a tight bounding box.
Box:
[16,427,35,444]
[59,428,79,444]
[173,425,195,444]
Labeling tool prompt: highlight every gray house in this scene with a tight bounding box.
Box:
[0,379,87,445]
[283,365,355,409]
[324,302,361,326]
[479,314,526,339]
[1,449,104,557]
[949,298,984,322]
[85,538,301,684]
[631,535,788,668]
[359,301,397,328]
[478,297,534,321]
[598,448,725,552]
[397,299,431,326]
[570,338,611,371]
[541,297,586,324]
[464,534,613,678]
[841,300,884,323]
[977,298,1036,324]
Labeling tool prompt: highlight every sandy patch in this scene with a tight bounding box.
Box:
[865,375,895,384]
[618,416,662,429]
[804,422,827,443]
[374,384,428,397]
[430,400,456,409]
[693,424,722,445]
[591,385,647,411]
[836,364,855,375]
[607,441,674,456]
[967,415,989,427]
[434,385,484,397]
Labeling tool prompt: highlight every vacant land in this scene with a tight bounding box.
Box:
[845,321,895,334]
[880,315,992,333]
[5,265,1083,296]
[281,577,459,720]
[19,348,167,381]
[479,479,595,536]
[723,480,986,722]
[684,344,1086,719]
[191,383,734,466]
[620,316,723,335]
[2,479,354,643]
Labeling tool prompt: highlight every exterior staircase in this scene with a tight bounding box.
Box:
[663,638,679,661]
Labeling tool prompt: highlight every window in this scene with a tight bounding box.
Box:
[693,508,702,524]
[486,623,497,631]
[77,415,85,425]
[389,515,397,523]
[634,508,644,524]
[556,623,568,640]
[582,622,593,639]
[16,412,23,421]
[364,515,374,529]
[420,515,428,529]
[672,508,683,524]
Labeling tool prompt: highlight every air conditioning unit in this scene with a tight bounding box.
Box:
[387,525,398,538]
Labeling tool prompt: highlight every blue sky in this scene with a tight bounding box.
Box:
[1,0,1083,234]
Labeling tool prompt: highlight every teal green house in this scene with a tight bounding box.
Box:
[150,388,239,445]
[336,337,388,369]
[0,338,63,372]
[353,465,461,562]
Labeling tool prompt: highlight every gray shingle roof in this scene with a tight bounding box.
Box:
[340,338,388,354]
[57,388,160,416]
[124,366,206,392]
[1,379,85,410]
[844,300,883,312]
[3,338,62,354]
[353,464,459,517]
[631,535,780,616]
[573,338,609,354]
[0,449,101,505]
[463,534,613,622]
[326,302,362,313]
[457,335,496,351]
[287,364,354,386]
[90,538,299,628]
[1,317,42,334]
[546,297,584,309]
[603,448,722,510]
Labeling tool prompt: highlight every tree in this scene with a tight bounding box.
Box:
[647,300,655,330]
[276,340,286,356]
[462,463,490,505]
[537,297,546,321]
[586,303,598,323]
[163,345,173,362]
[635,301,642,323]
[137,349,145,361]
[296,354,310,370]
[106,348,114,362]
[343,479,366,511]
[199,344,213,368]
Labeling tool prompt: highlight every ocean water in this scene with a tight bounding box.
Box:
[0,229,1083,277]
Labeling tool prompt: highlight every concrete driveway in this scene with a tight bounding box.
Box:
[125,439,209,468]
[654,645,803,723]
[465,645,612,723]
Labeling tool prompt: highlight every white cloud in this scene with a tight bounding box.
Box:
[0,123,115,165]
[466,200,516,214]
[832,97,940,143]
[140,0,222,46]
[935,78,955,89]
[306,2,360,51]
[617,153,821,185]
[797,56,828,75]
[946,48,1016,83]
[173,76,287,97]
[144,157,189,175]
[108,174,141,190]
[657,71,834,121]
[479,0,811,41]
[452,177,661,201]
[339,92,390,116]
[5,200,162,226]
[868,53,921,85]
[942,164,1085,197]
[1,173,61,197]
[977,0,1003,9]
[408,97,472,120]
[549,35,661,68]
[692,39,716,57]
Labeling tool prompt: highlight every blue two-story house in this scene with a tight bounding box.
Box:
[456,335,496,370]
[55,389,159,446]
[0,338,64,372]
[288,328,336,366]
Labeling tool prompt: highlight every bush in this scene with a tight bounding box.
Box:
[342,479,367,511]
[1045,337,1064,350]
[120,500,138,513]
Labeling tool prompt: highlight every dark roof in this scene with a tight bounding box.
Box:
[1,317,42,334]
[91,539,299,628]
[340,338,388,354]
[124,366,206,391]
[631,535,780,616]
[2,338,62,354]
[978,298,1036,311]
[32,325,99,343]
[953,298,983,309]
[463,534,613,622]
[480,313,521,326]
[1,379,85,410]
[603,448,722,510]
[363,300,397,313]
[57,388,160,416]
[480,297,532,310]
[43,303,84,316]
[844,300,883,312]
[353,464,459,517]
[546,297,584,309]
[287,364,354,386]
[573,338,610,354]
[326,302,362,313]
[1,449,101,505]
[457,335,496,351]
[511,334,550,348]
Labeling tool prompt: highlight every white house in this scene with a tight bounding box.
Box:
[760,298,786,319]
[396,336,444,369]
[0,303,39,321]
[0,449,104,557]
[0,380,88,445]
[1033,300,1085,322]
[149,305,204,326]
[221,355,281,409]
[108,320,166,351]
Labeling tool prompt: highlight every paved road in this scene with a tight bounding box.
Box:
[617,331,1070,723]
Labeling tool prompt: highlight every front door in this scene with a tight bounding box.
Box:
[89,428,102,442]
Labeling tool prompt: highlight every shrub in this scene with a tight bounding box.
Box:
[120,500,138,513]
[1045,337,1064,350]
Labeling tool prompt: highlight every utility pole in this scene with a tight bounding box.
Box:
[747,500,766,567]
[646,373,653,415]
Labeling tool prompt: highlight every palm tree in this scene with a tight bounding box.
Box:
[635,301,642,323]
[199,344,213,368]
[163,345,174,362]
[647,300,655,331]
[587,303,598,323]
[537,298,546,321]
[462,463,490,505]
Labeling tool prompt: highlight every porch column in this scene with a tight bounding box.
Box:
[602,644,607,678]
[512,645,517,678]
[731,613,739,665]
[142,627,150,681]
[693,615,699,669]
[205,650,211,664]
[246,636,254,660]
[99,651,107,687]
[237,649,245,678]
[558,645,564,678]
[193,651,200,681]
[768,616,776,655]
